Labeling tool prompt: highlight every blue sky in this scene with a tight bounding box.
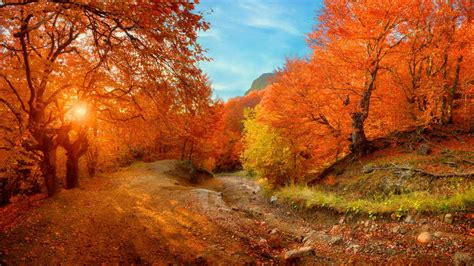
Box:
[196,0,323,100]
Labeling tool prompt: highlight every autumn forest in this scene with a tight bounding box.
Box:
[0,0,473,264]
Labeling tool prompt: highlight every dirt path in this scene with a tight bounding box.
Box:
[0,160,473,264]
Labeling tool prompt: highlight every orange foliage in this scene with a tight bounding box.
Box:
[240,0,473,183]
[0,1,212,196]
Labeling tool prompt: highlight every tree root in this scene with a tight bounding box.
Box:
[372,165,473,179]
[418,134,474,165]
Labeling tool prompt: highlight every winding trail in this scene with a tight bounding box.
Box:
[0,160,472,264]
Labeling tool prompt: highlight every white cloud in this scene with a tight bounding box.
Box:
[237,0,302,36]
[202,58,279,96]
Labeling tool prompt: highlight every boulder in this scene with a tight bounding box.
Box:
[284,247,315,260]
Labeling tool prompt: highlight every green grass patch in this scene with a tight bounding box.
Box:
[276,184,474,215]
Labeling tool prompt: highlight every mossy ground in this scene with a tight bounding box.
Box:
[271,134,474,216]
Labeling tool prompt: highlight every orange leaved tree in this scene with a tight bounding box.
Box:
[0,1,209,196]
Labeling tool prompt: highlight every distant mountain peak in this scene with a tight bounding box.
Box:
[244,72,275,95]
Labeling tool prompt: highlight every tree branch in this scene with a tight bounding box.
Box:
[0,74,27,113]
[0,97,23,129]
[16,14,36,108]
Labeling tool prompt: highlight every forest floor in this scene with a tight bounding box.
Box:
[0,160,473,265]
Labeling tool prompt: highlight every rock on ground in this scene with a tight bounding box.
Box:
[284,246,315,260]
[417,232,432,244]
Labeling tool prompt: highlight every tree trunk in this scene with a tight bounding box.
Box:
[60,127,89,190]
[350,112,369,155]
[86,120,98,177]
[441,56,463,125]
[40,147,58,196]
[86,147,98,177]
[65,153,79,189]
[349,68,377,155]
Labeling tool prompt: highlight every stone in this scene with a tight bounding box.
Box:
[284,246,315,260]
[417,143,432,155]
[270,195,278,204]
[404,215,414,224]
[303,230,331,246]
[434,231,443,238]
[328,236,343,246]
[417,232,432,244]
[339,217,345,224]
[270,228,278,235]
[453,252,473,266]
[362,164,375,174]
[392,226,401,234]
[399,227,408,235]
[400,170,414,179]
[444,213,453,224]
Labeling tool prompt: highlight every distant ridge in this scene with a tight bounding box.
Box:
[244,73,275,95]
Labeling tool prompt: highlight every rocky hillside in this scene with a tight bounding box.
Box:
[244,73,275,95]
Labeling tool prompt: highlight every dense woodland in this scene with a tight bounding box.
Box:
[0,0,473,200]
[0,1,473,264]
